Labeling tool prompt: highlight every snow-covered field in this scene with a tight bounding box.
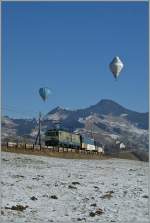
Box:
[1,152,149,223]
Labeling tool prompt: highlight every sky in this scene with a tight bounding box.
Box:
[2,1,149,119]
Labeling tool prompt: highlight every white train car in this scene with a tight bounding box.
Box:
[81,136,96,151]
[8,142,17,147]
[86,143,96,151]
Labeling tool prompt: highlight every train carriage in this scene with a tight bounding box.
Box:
[81,136,96,151]
[45,129,81,149]
[45,129,102,152]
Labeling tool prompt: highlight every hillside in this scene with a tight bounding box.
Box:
[2,99,148,151]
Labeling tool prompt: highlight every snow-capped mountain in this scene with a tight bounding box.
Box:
[2,99,148,150]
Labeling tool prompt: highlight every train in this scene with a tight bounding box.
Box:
[45,129,104,153]
[45,129,81,149]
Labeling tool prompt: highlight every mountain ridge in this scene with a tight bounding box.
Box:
[45,99,148,130]
[2,99,148,151]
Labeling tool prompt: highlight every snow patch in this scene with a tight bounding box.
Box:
[1,152,149,223]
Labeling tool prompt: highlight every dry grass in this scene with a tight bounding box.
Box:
[1,147,110,160]
[1,147,140,161]
[111,152,140,161]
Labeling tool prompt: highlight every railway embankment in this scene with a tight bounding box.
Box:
[1,145,143,161]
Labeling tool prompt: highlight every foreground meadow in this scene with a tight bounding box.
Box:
[1,152,149,223]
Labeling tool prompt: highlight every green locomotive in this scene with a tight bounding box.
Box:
[45,129,81,149]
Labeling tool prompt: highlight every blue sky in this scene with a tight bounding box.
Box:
[2,2,149,118]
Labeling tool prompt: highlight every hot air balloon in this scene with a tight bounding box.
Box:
[109,56,124,79]
[35,87,51,146]
[39,87,51,102]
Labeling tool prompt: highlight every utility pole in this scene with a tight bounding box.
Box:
[91,124,96,149]
[38,112,41,145]
[35,112,42,146]
[91,126,93,139]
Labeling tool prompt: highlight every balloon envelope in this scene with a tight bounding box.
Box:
[109,56,124,79]
[39,87,51,101]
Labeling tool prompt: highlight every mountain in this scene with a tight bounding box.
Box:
[87,99,148,129]
[2,99,148,151]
